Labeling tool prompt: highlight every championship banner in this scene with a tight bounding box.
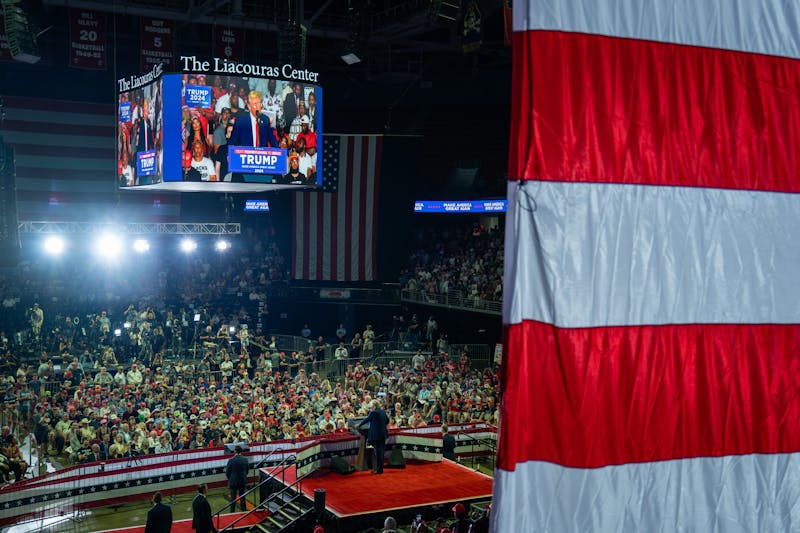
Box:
[68,9,107,70]
[0,15,12,61]
[140,17,175,72]
[213,25,245,62]
[228,146,286,174]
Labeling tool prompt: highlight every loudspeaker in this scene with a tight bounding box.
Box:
[0,144,19,268]
[330,456,355,475]
[314,488,326,514]
[387,447,406,469]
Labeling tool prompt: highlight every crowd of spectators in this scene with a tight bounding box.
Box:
[0,226,499,493]
[400,222,503,303]
[0,307,497,479]
[0,286,498,482]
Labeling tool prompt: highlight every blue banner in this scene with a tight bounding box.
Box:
[228,146,286,174]
[137,149,157,177]
[119,102,131,123]
[185,85,212,108]
[244,199,270,212]
[413,200,507,213]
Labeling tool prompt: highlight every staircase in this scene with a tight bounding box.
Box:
[249,488,314,533]
[220,470,314,533]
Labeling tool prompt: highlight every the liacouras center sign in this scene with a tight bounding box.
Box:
[180,55,320,82]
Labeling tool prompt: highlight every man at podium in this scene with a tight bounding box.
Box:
[358,400,389,474]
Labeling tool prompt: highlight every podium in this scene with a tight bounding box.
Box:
[349,417,370,471]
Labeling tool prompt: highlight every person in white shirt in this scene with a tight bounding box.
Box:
[126,364,143,386]
[189,140,217,181]
[214,80,246,115]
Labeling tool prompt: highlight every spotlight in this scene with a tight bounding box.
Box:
[215,239,231,252]
[95,233,123,259]
[180,238,197,253]
[43,236,65,255]
[133,239,150,253]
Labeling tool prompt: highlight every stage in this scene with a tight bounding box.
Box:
[271,460,493,531]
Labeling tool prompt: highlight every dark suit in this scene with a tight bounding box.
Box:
[225,453,249,512]
[359,407,389,473]
[442,433,457,461]
[144,502,173,533]
[229,112,280,148]
[283,92,301,129]
[136,119,154,152]
[192,493,215,533]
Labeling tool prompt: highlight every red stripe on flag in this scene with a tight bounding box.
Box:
[370,137,383,279]
[330,192,338,280]
[499,319,800,471]
[316,194,325,280]
[302,193,311,280]
[1,96,113,115]
[510,30,800,192]
[16,167,112,181]
[357,137,369,280]
[2,119,114,137]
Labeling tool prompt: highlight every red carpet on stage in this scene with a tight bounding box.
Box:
[285,460,493,517]
[98,511,267,533]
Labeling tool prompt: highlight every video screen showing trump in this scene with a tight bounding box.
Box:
[117,77,163,187]
[117,61,322,192]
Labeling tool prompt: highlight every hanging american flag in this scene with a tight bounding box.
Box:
[292,135,382,281]
[0,95,180,222]
[495,0,800,531]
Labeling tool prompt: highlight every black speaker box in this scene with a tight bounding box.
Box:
[387,447,406,469]
[330,455,355,475]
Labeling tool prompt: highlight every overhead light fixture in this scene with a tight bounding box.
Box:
[95,233,123,260]
[133,239,150,253]
[341,52,361,65]
[43,236,65,255]
[180,238,197,253]
[215,239,231,252]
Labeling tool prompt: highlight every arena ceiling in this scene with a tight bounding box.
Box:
[38,0,510,80]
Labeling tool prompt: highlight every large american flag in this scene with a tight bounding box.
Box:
[495,1,800,531]
[0,96,180,222]
[292,135,382,281]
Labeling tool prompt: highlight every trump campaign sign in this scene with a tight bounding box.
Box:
[228,147,286,174]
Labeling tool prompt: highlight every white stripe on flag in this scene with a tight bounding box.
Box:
[504,180,800,328]
[514,0,800,58]
[3,106,115,127]
[492,454,800,532]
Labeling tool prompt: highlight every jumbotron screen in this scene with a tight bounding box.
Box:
[117,59,323,192]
